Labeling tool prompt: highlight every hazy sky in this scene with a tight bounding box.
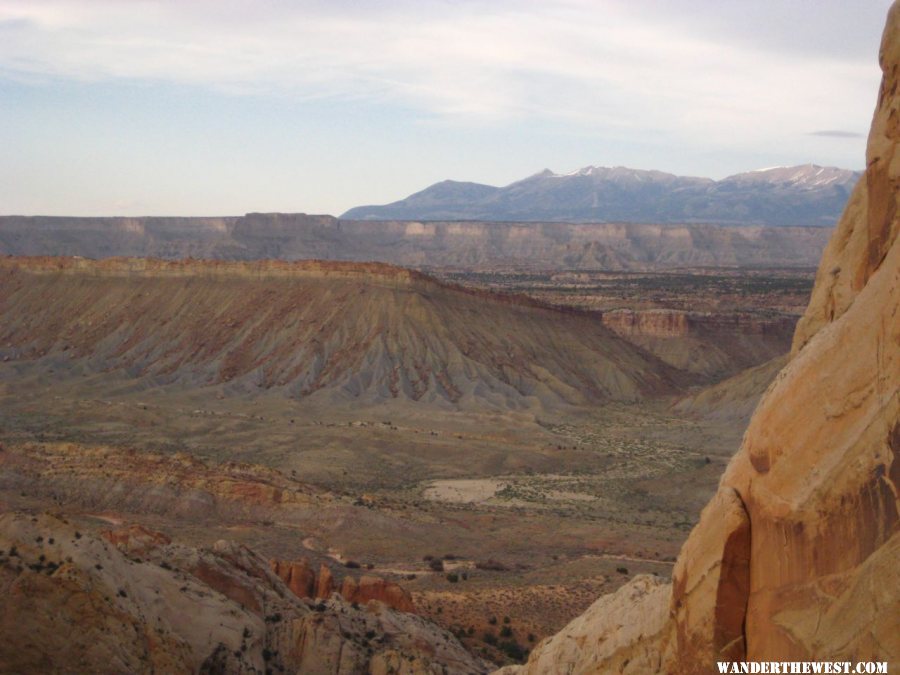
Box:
[0,0,892,216]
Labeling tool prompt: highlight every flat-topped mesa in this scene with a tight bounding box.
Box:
[0,255,429,285]
[0,254,569,313]
[0,216,832,269]
[0,255,684,408]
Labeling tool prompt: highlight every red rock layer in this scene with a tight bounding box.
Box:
[271,558,415,614]
[340,575,416,614]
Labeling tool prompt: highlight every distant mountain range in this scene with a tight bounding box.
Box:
[342,164,862,227]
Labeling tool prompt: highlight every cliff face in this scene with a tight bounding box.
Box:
[501,4,900,672]
[269,559,416,614]
[0,215,831,270]
[600,309,795,379]
[600,310,793,340]
[793,13,900,352]
[717,8,900,662]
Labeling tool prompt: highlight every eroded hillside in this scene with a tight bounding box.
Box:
[0,257,683,410]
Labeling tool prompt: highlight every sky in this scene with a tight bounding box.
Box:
[0,0,893,216]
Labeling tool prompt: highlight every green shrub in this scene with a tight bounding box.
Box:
[499,640,527,661]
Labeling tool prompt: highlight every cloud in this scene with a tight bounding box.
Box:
[0,0,883,148]
[808,129,865,138]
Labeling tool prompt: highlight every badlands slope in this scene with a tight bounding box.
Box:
[0,257,683,411]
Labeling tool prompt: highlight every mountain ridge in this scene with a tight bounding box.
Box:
[343,163,862,227]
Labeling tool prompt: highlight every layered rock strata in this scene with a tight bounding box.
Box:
[269,558,415,614]
[0,257,683,409]
[0,216,832,270]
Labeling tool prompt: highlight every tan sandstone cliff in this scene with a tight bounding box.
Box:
[500,3,900,673]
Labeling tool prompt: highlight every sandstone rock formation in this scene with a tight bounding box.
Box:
[317,563,336,600]
[0,513,489,674]
[494,575,670,675]
[0,441,324,523]
[101,523,172,556]
[341,575,417,614]
[271,558,416,613]
[272,558,317,600]
[500,3,900,672]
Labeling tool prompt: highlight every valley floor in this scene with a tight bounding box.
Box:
[0,362,743,666]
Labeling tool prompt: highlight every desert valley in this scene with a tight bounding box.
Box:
[1,2,898,674]
[0,228,805,670]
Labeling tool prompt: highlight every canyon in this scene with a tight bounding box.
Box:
[0,160,844,674]
[0,251,763,669]
[501,3,900,671]
[0,6,895,674]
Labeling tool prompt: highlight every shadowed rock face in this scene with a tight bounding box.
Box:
[499,4,900,672]
[0,257,683,411]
